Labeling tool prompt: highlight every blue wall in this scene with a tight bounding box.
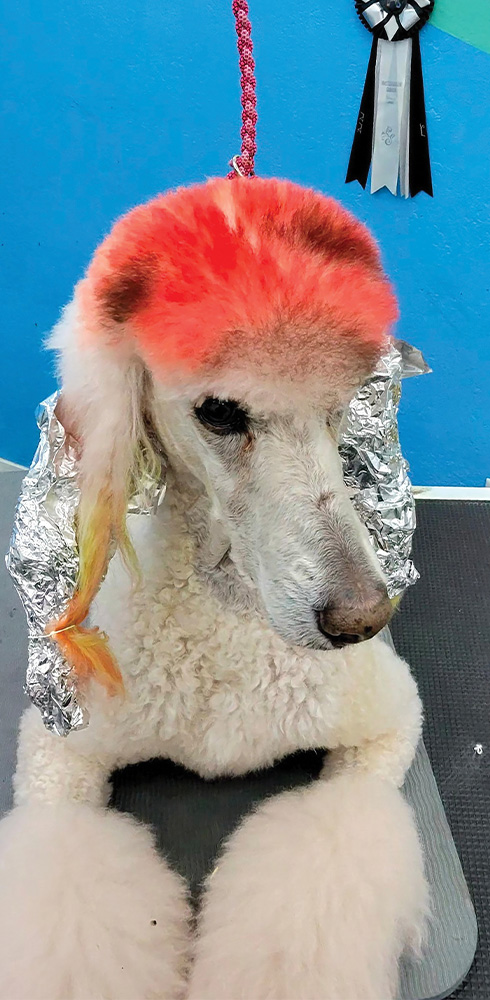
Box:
[2,2,489,484]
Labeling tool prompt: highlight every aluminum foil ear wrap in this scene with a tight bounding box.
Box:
[339,339,430,598]
[6,340,429,736]
[6,396,86,735]
[5,393,167,736]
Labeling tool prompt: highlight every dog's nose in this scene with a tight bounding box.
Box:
[317,587,393,649]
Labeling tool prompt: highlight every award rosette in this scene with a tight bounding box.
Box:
[346,0,434,198]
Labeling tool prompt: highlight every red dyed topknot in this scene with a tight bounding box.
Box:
[81,176,398,379]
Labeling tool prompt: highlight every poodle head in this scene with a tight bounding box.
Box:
[51,177,396,683]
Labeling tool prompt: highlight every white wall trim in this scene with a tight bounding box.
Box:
[0,459,489,500]
[0,458,28,472]
[413,486,490,501]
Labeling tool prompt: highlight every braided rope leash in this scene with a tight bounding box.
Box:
[228,0,257,178]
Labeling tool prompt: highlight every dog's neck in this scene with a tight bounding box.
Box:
[164,461,261,617]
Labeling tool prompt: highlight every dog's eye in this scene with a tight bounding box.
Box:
[194,398,249,435]
[327,408,344,433]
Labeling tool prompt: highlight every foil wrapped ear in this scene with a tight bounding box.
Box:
[44,298,164,696]
[339,339,431,597]
[7,394,88,734]
[5,293,166,735]
[6,387,166,735]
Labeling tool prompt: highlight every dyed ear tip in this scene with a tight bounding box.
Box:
[46,619,125,695]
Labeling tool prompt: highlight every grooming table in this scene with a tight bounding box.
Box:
[0,476,485,998]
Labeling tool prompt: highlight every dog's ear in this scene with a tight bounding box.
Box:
[47,296,162,693]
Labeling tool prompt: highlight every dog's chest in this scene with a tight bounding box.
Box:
[95,548,343,777]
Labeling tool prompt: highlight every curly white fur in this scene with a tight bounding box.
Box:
[189,773,428,1000]
[0,303,428,999]
[2,500,426,1000]
[0,803,190,1000]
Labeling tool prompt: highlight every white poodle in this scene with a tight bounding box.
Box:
[0,177,428,1000]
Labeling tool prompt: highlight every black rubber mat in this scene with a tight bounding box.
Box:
[111,749,324,900]
[391,502,490,1000]
[110,500,489,999]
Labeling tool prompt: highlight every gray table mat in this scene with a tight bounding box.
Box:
[392,501,490,1000]
[400,739,477,999]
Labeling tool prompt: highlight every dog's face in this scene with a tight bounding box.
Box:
[51,179,398,689]
[76,177,397,653]
[154,386,393,651]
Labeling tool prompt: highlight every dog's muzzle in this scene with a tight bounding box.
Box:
[317,585,393,649]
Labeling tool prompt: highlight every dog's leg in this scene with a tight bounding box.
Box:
[188,640,428,1000]
[322,634,424,788]
[0,707,190,1000]
[189,774,427,1000]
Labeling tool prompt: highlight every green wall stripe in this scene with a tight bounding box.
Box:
[431,0,490,56]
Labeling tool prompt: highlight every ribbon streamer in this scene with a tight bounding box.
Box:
[346,1,433,198]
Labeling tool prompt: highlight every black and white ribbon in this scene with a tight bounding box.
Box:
[346,1,433,197]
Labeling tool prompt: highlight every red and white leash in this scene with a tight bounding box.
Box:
[228,0,257,178]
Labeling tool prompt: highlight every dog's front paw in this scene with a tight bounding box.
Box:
[189,773,428,1000]
[0,803,190,1000]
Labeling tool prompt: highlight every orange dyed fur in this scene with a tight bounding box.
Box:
[81,177,397,377]
[47,488,126,692]
[48,625,123,693]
